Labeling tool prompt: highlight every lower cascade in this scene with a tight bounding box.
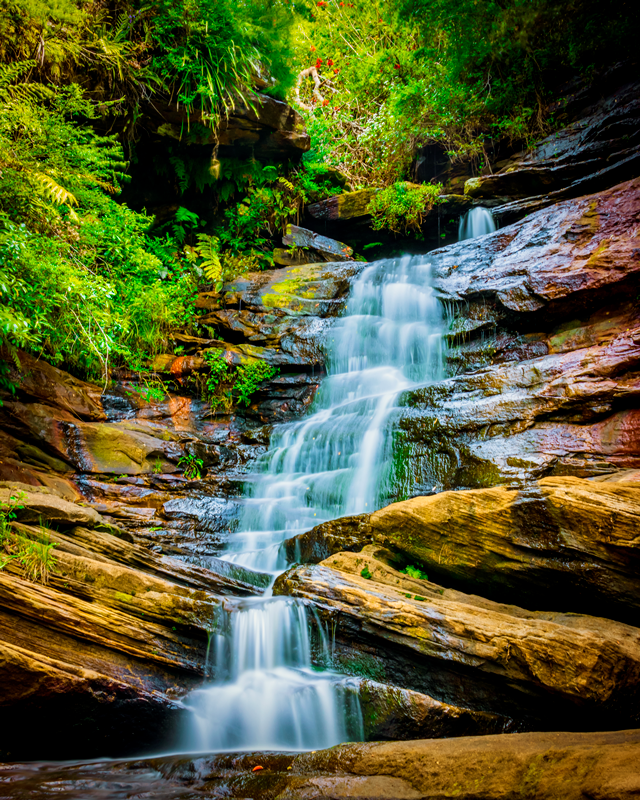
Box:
[185,255,447,751]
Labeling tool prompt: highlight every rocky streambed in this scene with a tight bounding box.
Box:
[1,84,640,797]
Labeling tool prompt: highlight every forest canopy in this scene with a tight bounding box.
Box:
[0,0,636,388]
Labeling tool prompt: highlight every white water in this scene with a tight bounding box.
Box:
[458,207,496,240]
[184,255,446,752]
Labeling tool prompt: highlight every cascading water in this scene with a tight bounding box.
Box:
[458,206,496,240]
[184,254,447,752]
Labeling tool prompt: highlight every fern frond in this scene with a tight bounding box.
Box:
[196,233,222,283]
[29,172,78,206]
[278,177,295,192]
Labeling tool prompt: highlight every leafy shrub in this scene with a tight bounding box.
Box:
[401,564,429,582]
[368,182,442,236]
[0,495,57,584]
[200,351,278,411]
[177,453,204,480]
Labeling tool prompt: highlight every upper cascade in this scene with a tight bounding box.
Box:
[225,255,447,573]
[458,207,496,240]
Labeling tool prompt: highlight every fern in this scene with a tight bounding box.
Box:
[196,233,222,283]
[278,177,295,192]
[29,171,78,206]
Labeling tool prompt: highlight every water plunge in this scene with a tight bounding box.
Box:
[185,255,447,752]
[458,207,496,240]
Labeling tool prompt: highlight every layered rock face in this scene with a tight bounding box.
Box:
[392,176,640,493]
[0,485,258,759]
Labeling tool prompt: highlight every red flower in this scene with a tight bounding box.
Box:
[310,45,316,52]
[316,58,323,67]
[394,63,401,69]
[327,58,334,66]
[322,99,329,106]
[339,1,344,5]
[311,96,317,104]
[334,68,340,74]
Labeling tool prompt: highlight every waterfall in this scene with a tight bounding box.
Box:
[458,207,496,240]
[183,597,362,752]
[226,255,446,572]
[184,254,446,752]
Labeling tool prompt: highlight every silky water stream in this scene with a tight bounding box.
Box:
[183,255,447,752]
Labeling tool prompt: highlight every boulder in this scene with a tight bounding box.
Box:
[282,224,354,261]
[275,550,640,728]
[4,729,640,799]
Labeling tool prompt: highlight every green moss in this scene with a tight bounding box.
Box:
[114,591,134,603]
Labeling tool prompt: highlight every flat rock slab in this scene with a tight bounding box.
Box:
[3,729,640,799]
[275,550,640,727]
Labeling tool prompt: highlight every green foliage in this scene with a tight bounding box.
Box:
[235,361,278,407]
[360,565,372,580]
[200,350,278,411]
[368,182,442,236]
[292,0,637,185]
[177,452,204,480]
[401,564,429,582]
[146,0,295,119]
[0,66,198,382]
[0,495,57,584]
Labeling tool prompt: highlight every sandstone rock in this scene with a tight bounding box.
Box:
[0,487,102,528]
[4,729,640,798]
[464,80,640,204]
[282,224,354,261]
[290,477,640,624]
[6,350,105,420]
[277,551,640,728]
[432,177,640,311]
[221,260,364,317]
[4,401,189,474]
[357,678,516,741]
[0,512,260,759]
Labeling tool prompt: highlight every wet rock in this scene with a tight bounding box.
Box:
[221,260,364,316]
[4,729,640,798]
[432,177,640,312]
[282,224,354,261]
[358,678,516,741]
[275,550,640,728]
[465,80,640,205]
